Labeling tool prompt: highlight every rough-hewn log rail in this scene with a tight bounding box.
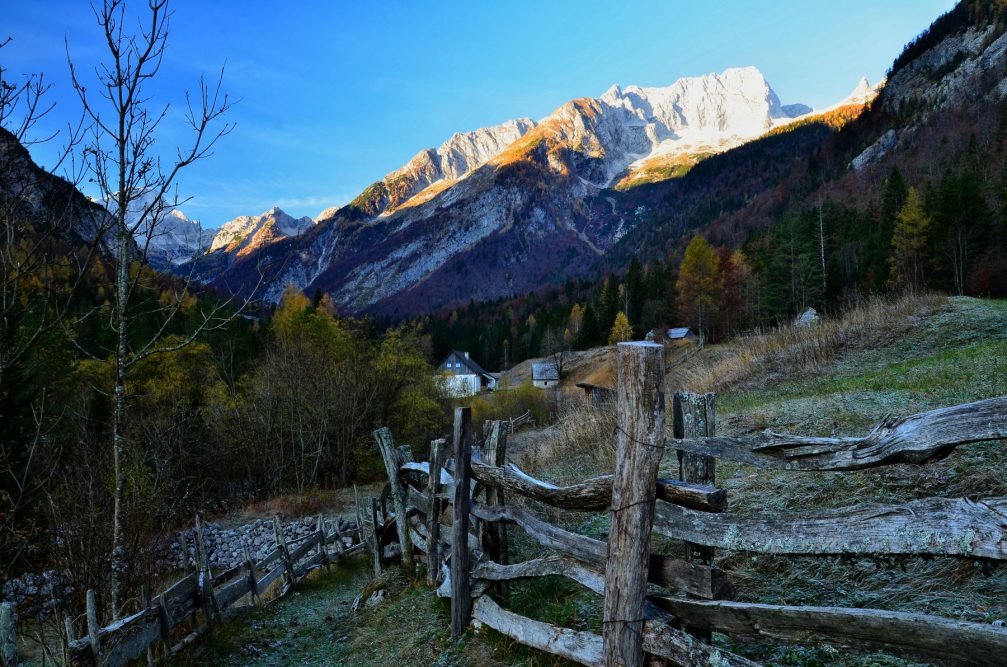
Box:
[651,595,1007,667]
[471,502,733,599]
[670,396,1007,471]
[472,593,759,667]
[653,495,1007,559]
[468,460,727,512]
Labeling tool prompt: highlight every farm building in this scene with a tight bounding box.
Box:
[532,362,560,389]
[667,327,697,342]
[436,350,497,397]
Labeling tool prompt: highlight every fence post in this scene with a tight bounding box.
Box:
[0,601,16,667]
[427,438,447,586]
[481,421,509,602]
[374,427,415,577]
[674,391,716,563]
[242,545,259,606]
[370,498,384,575]
[604,341,665,667]
[85,589,101,662]
[272,516,296,588]
[196,513,222,624]
[317,514,331,573]
[157,593,174,657]
[451,406,474,637]
[62,613,74,666]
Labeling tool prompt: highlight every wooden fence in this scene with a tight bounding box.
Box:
[371,341,1007,667]
[0,514,362,667]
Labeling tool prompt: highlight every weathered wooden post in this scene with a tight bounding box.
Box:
[451,406,475,637]
[0,601,17,667]
[272,516,296,588]
[374,427,415,577]
[370,498,384,575]
[157,593,174,657]
[604,341,665,667]
[674,391,716,563]
[196,513,222,624]
[62,614,75,666]
[317,514,331,573]
[242,545,260,605]
[427,438,447,586]
[85,589,101,662]
[481,420,509,601]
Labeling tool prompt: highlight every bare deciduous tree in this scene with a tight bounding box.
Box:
[66,0,249,617]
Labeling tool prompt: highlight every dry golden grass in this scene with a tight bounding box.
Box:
[669,292,946,394]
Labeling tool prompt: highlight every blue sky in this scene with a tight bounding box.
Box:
[4,0,955,228]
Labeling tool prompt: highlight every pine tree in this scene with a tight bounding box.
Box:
[888,187,931,292]
[676,236,723,342]
[608,312,633,345]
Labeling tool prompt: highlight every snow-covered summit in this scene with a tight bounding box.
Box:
[208,207,314,255]
[104,190,209,270]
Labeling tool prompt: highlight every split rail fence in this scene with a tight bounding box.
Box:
[0,514,362,667]
[370,341,1007,667]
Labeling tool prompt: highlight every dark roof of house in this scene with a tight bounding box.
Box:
[441,350,493,378]
[532,362,559,381]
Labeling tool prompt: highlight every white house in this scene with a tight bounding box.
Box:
[436,351,497,397]
[532,362,560,389]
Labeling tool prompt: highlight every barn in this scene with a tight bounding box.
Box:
[532,362,560,389]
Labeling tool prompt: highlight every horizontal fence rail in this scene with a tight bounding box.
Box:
[669,396,1007,471]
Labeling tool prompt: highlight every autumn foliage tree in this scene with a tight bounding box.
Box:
[608,311,633,344]
[888,187,931,292]
[676,236,723,342]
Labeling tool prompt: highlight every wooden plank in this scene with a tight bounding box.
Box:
[653,495,1007,559]
[159,573,198,621]
[604,341,666,667]
[472,596,602,667]
[469,461,726,513]
[215,575,252,610]
[374,427,415,576]
[670,396,1007,471]
[471,503,729,599]
[256,561,287,593]
[273,516,297,586]
[651,596,1007,667]
[451,406,475,637]
[289,531,321,563]
[428,438,447,586]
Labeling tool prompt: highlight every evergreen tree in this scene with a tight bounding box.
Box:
[625,257,645,331]
[575,303,600,350]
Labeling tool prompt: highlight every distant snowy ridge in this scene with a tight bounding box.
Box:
[208,206,314,255]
